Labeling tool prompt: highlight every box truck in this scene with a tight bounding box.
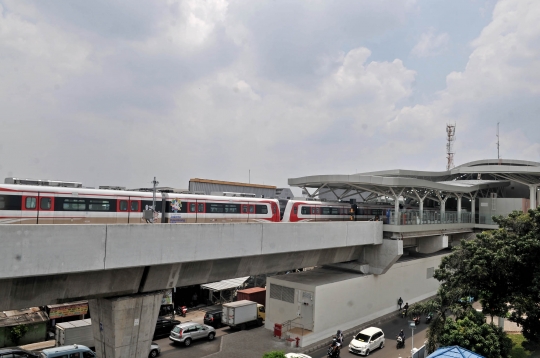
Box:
[55,319,94,349]
[222,300,264,330]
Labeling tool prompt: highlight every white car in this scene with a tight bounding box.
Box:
[348,327,385,356]
[285,354,312,358]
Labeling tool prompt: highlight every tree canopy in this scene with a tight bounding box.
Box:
[434,207,540,349]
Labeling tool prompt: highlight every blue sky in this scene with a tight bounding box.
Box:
[0,0,538,190]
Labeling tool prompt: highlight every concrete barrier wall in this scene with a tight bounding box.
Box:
[0,222,382,279]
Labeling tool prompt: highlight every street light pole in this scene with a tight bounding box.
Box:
[409,321,416,356]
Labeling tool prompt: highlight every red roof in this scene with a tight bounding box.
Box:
[238,287,266,294]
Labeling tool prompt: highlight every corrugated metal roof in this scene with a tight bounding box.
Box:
[190,178,276,189]
[201,277,250,291]
[0,308,48,327]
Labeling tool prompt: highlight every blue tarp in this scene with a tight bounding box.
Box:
[427,346,485,358]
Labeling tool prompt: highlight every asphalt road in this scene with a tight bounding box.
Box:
[310,314,429,358]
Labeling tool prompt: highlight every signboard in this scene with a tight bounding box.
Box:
[48,302,88,319]
[409,321,416,328]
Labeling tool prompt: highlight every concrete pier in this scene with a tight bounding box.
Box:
[89,291,163,358]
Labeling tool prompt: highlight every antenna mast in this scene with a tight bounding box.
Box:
[496,122,501,162]
[446,124,456,171]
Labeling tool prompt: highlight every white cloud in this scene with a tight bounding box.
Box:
[411,28,449,58]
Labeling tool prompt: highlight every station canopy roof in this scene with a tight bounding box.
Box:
[426,346,485,358]
[201,277,250,292]
[288,159,540,202]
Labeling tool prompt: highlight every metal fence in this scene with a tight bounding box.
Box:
[387,210,473,225]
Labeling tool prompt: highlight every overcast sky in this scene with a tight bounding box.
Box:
[1,0,539,191]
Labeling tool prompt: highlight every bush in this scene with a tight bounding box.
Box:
[262,351,287,358]
[9,324,29,345]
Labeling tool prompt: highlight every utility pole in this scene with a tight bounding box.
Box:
[152,176,159,223]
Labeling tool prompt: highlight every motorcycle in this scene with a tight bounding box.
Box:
[413,316,420,325]
[400,309,407,318]
[327,346,340,358]
[175,305,187,317]
[396,336,405,349]
[426,313,433,324]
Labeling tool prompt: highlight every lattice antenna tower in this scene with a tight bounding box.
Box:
[446,124,456,170]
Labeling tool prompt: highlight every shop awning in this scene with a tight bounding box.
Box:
[201,277,250,292]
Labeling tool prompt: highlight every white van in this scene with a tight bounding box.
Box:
[39,345,95,358]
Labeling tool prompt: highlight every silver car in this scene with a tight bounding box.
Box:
[149,342,160,358]
[169,322,216,347]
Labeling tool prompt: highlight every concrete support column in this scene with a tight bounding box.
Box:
[440,198,447,223]
[89,291,164,358]
[419,200,424,224]
[457,196,462,223]
[531,185,538,210]
[394,197,400,225]
[471,198,476,224]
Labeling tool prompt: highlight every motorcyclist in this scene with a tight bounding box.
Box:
[398,329,405,340]
[403,302,409,316]
[336,330,344,345]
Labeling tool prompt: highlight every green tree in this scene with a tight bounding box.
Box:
[434,207,540,349]
[9,324,29,345]
[439,310,512,358]
[262,351,286,358]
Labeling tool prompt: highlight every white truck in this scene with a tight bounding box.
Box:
[55,318,94,349]
[222,300,264,330]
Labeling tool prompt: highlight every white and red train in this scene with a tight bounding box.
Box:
[0,184,280,224]
[0,183,406,225]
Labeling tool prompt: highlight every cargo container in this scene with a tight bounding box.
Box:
[55,319,94,348]
[222,300,264,330]
[237,287,266,306]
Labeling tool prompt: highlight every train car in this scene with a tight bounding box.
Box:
[281,200,406,222]
[0,184,280,225]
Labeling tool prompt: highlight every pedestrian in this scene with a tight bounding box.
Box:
[398,297,403,310]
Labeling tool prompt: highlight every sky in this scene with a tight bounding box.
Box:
[1,0,540,192]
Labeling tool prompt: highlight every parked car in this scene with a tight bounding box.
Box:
[148,342,160,358]
[39,345,95,358]
[169,322,216,347]
[204,309,223,328]
[0,348,39,358]
[154,317,181,338]
[348,327,385,356]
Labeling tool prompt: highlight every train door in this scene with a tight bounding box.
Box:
[311,206,319,222]
[21,192,38,224]
[188,201,197,223]
[128,199,141,223]
[37,194,54,224]
[241,203,248,222]
[117,198,129,224]
[196,201,205,223]
[247,203,255,222]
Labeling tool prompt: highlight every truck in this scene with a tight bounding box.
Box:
[221,300,265,330]
[55,318,94,349]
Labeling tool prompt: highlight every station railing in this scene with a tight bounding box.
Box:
[386,210,473,226]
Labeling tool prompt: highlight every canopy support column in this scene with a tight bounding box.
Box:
[530,185,538,209]
[389,188,404,225]
[455,193,463,223]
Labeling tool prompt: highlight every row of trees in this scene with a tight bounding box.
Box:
[407,207,540,358]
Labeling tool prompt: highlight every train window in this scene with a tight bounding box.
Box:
[322,207,330,215]
[120,200,128,211]
[0,196,5,210]
[25,197,37,209]
[89,200,110,211]
[225,204,240,213]
[255,205,268,214]
[190,203,196,212]
[40,197,51,210]
[301,206,310,215]
[208,203,224,213]
[293,206,297,214]
[131,201,139,211]
[198,203,204,212]
[331,208,339,215]
[63,199,86,211]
